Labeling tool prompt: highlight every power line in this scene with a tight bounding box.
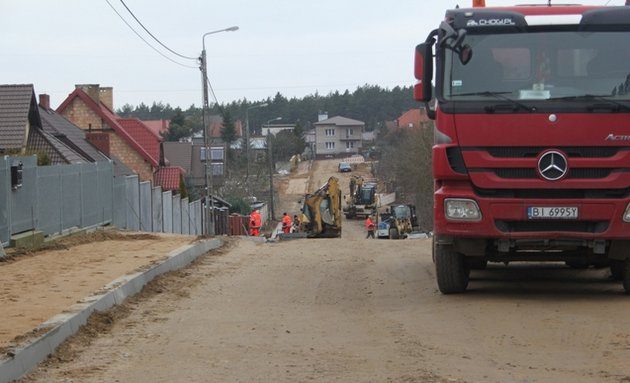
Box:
[104,0,197,69]
[119,0,198,61]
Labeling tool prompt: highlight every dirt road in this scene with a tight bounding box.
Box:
[22,160,630,383]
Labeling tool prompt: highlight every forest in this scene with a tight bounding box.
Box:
[117,84,421,141]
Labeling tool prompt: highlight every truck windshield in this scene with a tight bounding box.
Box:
[444,31,630,103]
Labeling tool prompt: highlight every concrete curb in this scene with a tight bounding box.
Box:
[0,238,222,383]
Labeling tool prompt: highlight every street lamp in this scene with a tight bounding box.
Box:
[245,102,269,189]
[200,25,238,236]
[266,117,282,221]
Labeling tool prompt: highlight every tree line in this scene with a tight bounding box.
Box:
[117,84,421,142]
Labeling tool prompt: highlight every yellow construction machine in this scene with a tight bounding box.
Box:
[300,176,342,238]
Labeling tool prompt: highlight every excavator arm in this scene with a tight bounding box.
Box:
[301,177,342,238]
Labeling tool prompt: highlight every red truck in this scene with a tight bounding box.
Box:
[414,0,630,293]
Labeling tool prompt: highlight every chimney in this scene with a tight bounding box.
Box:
[100,87,113,110]
[318,111,328,122]
[39,94,50,110]
[76,84,100,104]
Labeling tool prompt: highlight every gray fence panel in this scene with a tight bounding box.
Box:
[181,197,190,235]
[172,195,181,234]
[61,165,81,230]
[162,191,173,233]
[112,177,126,229]
[139,181,152,232]
[81,163,99,227]
[0,157,10,244]
[36,165,62,236]
[125,175,140,231]
[195,200,202,235]
[97,161,114,225]
[191,200,202,235]
[151,187,163,233]
[9,156,38,234]
[189,200,197,235]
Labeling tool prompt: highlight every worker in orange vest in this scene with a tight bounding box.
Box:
[249,209,261,236]
[365,215,376,239]
[281,212,292,234]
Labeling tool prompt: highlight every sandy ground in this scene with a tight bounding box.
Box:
[0,232,194,349]
[18,160,630,383]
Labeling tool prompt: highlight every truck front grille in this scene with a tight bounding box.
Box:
[491,168,613,179]
[495,220,609,233]
[483,146,624,158]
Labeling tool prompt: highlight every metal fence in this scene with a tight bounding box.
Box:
[0,156,204,246]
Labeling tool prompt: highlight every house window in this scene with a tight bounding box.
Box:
[325,128,335,136]
[325,142,335,150]
[346,141,354,149]
[346,128,353,137]
[211,162,224,176]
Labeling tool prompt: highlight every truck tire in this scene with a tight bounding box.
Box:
[610,260,624,281]
[389,228,399,240]
[435,245,469,294]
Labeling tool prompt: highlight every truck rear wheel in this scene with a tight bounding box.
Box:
[389,228,399,240]
[435,245,469,294]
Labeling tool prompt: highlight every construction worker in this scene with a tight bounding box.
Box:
[282,212,292,234]
[249,209,261,236]
[365,215,376,239]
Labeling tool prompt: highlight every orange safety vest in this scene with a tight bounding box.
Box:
[365,218,375,231]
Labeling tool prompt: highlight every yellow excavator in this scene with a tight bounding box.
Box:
[300,177,342,238]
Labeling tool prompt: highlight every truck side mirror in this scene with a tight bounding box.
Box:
[414,42,434,102]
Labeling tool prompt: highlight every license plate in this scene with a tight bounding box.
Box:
[527,206,579,219]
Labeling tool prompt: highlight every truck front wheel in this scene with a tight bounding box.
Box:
[435,245,469,294]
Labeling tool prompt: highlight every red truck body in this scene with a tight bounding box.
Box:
[415,2,630,293]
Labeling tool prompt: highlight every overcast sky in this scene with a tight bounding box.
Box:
[1,0,624,109]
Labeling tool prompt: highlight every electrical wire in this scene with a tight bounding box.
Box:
[104,0,197,69]
[119,0,198,61]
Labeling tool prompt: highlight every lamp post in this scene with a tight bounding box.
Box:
[245,102,268,191]
[266,117,282,221]
[200,25,238,236]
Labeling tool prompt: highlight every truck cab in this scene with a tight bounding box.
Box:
[415,2,630,293]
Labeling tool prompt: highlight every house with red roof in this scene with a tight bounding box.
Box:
[57,84,171,183]
[396,108,430,130]
[143,119,170,137]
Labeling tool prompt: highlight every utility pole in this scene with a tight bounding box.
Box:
[199,26,238,236]
[199,48,215,236]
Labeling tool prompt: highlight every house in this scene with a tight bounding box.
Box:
[143,119,170,138]
[207,115,243,138]
[38,94,134,176]
[396,108,430,130]
[162,141,225,191]
[261,123,295,137]
[57,84,161,182]
[0,84,95,165]
[313,115,364,158]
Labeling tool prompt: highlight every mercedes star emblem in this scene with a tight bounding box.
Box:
[538,150,568,181]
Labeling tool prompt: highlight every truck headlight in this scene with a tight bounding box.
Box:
[624,203,630,223]
[444,199,482,222]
